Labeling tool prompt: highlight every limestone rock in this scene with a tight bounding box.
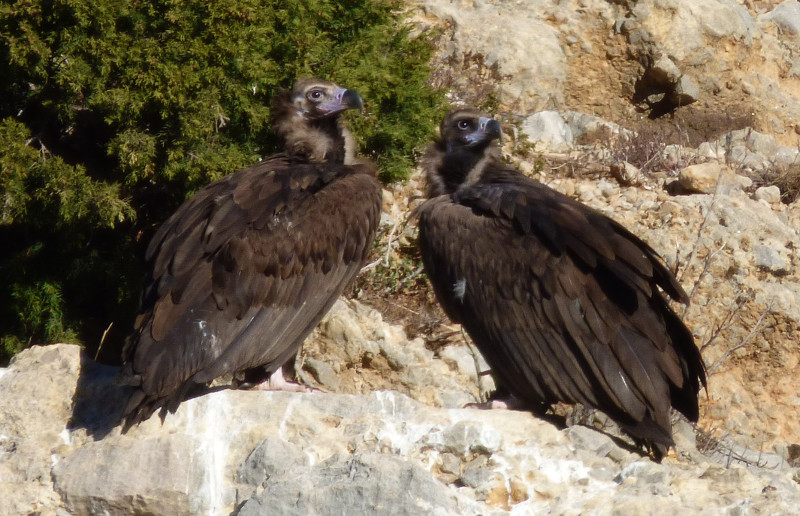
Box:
[304,299,485,408]
[754,185,781,204]
[416,0,567,112]
[610,160,642,186]
[304,357,341,390]
[650,55,682,86]
[636,0,755,62]
[670,74,700,106]
[563,111,629,144]
[775,146,800,166]
[521,111,573,152]
[237,436,312,501]
[716,129,779,160]
[697,141,725,160]
[754,245,789,275]
[238,453,479,516]
[759,1,800,39]
[678,162,750,193]
[0,344,84,516]
[53,435,209,516]
[2,339,800,515]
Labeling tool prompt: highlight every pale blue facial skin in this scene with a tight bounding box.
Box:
[455,117,502,150]
[465,117,500,144]
[317,88,363,115]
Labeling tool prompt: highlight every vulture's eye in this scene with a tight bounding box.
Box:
[457,120,471,130]
[307,89,324,101]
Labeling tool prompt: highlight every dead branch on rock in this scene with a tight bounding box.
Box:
[706,305,772,377]
[699,291,753,355]
[676,175,722,286]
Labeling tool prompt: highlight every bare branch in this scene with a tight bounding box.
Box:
[707,305,772,376]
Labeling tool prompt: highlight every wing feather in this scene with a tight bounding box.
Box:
[418,174,703,440]
[121,157,381,426]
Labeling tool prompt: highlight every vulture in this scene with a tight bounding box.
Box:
[117,78,382,429]
[416,107,706,460]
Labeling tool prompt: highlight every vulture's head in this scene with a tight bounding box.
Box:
[439,107,502,153]
[288,78,364,120]
[272,78,364,163]
[423,107,503,197]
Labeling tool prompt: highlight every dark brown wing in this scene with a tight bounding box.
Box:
[417,173,705,451]
[120,155,381,427]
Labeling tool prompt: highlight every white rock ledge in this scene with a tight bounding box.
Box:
[1,344,798,515]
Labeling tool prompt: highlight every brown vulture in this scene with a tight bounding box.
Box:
[416,107,706,460]
[117,79,382,429]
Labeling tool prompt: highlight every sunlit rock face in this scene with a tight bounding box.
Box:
[3,342,800,515]
[6,3,800,513]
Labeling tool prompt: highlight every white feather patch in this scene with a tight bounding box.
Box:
[453,278,467,302]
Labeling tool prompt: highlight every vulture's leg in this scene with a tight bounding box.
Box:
[259,367,314,393]
[232,364,312,392]
[466,394,528,411]
[236,357,318,392]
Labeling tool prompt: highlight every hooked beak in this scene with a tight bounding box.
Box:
[463,117,502,146]
[479,117,502,141]
[320,87,364,115]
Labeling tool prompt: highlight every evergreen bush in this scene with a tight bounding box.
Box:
[0,0,446,363]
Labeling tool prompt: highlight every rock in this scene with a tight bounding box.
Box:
[775,146,800,166]
[678,162,750,193]
[441,420,502,457]
[759,1,800,39]
[459,455,496,493]
[566,426,618,459]
[577,183,597,202]
[238,436,310,491]
[697,141,725,160]
[650,55,682,86]
[726,145,771,173]
[0,344,95,516]
[517,160,535,176]
[417,1,566,111]
[439,452,461,476]
[305,299,487,409]
[754,245,789,275]
[717,129,779,160]
[3,338,800,514]
[53,435,211,516]
[439,345,481,381]
[304,357,341,390]
[670,74,700,106]
[563,111,629,144]
[521,111,573,152]
[238,453,479,516]
[663,143,695,169]
[679,162,723,193]
[316,300,379,364]
[610,161,642,186]
[754,185,781,204]
[636,0,755,62]
[379,335,429,371]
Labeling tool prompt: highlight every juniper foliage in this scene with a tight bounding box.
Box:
[0,0,446,363]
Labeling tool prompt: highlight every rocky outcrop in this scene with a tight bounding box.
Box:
[5,1,800,514]
[403,0,800,458]
[414,0,800,142]
[2,344,799,515]
[415,0,569,111]
[547,168,800,454]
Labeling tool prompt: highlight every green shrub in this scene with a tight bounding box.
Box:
[0,0,446,363]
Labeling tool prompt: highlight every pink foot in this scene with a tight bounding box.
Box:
[466,395,527,410]
[249,368,315,393]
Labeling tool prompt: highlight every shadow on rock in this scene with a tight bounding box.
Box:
[68,352,130,440]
